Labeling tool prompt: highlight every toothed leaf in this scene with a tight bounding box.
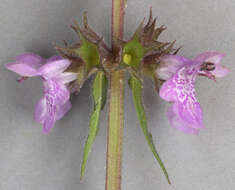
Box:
[81,71,107,179]
[128,76,171,184]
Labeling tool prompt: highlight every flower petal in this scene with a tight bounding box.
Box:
[159,55,191,66]
[157,55,191,80]
[5,62,39,77]
[42,95,57,134]
[56,101,72,120]
[168,103,199,134]
[55,72,77,84]
[199,70,216,81]
[160,65,198,102]
[46,56,62,63]
[43,113,56,134]
[39,59,71,79]
[34,97,47,124]
[177,99,204,129]
[43,80,70,106]
[35,80,71,134]
[15,53,44,68]
[195,52,229,78]
[160,65,204,133]
[194,51,225,65]
[159,76,178,102]
[210,64,230,78]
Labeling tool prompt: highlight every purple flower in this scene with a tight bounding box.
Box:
[6,53,77,133]
[159,52,230,134]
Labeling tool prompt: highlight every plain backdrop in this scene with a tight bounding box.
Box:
[0,0,235,190]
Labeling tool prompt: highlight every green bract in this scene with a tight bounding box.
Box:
[129,76,170,184]
[81,71,107,179]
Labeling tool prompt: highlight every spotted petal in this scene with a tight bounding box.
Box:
[168,103,199,134]
[43,107,57,134]
[159,75,179,102]
[160,66,204,133]
[43,80,70,106]
[34,80,71,133]
[177,98,204,129]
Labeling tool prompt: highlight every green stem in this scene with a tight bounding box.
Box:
[105,71,124,190]
[111,0,124,51]
[105,1,125,190]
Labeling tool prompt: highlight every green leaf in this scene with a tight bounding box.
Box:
[128,76,171,184]
[81,71,108,179]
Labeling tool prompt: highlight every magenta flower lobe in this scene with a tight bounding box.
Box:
[159,52,229,134]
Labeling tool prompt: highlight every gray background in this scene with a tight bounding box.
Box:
[0,0,235,190]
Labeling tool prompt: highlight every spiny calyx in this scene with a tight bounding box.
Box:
[55,9,178,91]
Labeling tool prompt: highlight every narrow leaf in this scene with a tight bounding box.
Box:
[81,71,108,179]
[129,76,171,184]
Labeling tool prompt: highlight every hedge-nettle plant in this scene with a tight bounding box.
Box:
[5,0,229,190]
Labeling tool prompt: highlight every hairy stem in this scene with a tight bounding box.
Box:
[105,0,125,190]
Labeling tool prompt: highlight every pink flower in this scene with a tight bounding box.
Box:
[159,52,230,134]
[6,53,77,133]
